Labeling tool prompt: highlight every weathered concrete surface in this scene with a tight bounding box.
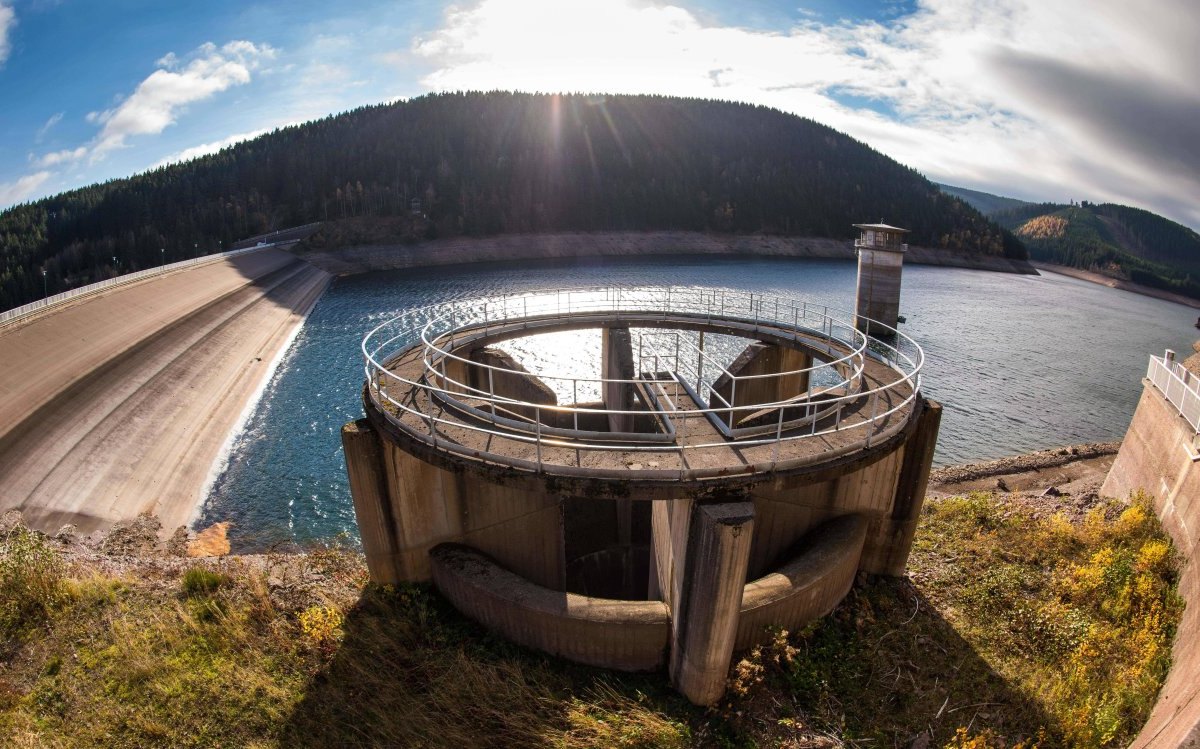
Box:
[710,343,811,426]
[298,231,1038,277]
[1103,383,1200,749]
[373,438,566,588]
[601,326,636,433]
[430,543,670,671]
[341,420,402,584]
[669,500,755,706]
[0,249,330,535]
[855,247,904,335]
[736,513,867,650]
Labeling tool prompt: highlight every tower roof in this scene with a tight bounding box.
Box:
[853,223,910,233]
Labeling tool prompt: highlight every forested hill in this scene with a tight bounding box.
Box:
[937,184,1032,216]
[0,91,1025,311]
[991,201,1200,298]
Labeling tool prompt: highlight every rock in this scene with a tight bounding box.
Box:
[0,509,25,534]
[166,526,191,557]
[53,524,78,544]
[101,513,163,556]
[1041,486,1062,497]
[909,731,931,749]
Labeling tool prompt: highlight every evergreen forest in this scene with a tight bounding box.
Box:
[0,92,1027,311]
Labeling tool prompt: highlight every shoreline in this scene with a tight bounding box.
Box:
[1032,261,1200,310]
[296,230,1038,277]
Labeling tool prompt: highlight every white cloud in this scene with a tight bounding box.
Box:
[0,171,52,206]
[35,111,64,143]
[152,127,272,168]
[33,146,87,167]
[0,2,15,67]
[86,40,276,160]
[412,0,1200,228]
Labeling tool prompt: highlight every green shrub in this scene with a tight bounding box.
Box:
[0,524,66,638]
[180,567,228,597]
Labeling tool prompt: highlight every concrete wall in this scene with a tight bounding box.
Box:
[710,343,812,427]
[345,395,941,707]
[346,424,566,588]
[431,543,670,672]
[736,513,867,650]
[602,326,636,433]
[1102,383,1200,749]
[855,248,904,335]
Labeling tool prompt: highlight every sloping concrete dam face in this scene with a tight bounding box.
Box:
[1103,367,1200,749]
[0,249,330,535]
[345,288,941,705]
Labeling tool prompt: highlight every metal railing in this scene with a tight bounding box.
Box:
[0,244,277,328]
[362,286,925,477]
[854,239,908,252]
[1148,352,1200,433]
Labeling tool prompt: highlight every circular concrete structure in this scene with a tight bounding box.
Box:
[343,286,942,705]
[363,286,923,481]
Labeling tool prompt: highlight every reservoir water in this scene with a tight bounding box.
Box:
[198,256,1198,548]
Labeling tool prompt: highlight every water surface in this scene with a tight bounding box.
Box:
[199,256,1197,547]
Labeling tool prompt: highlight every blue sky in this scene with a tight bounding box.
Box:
[2,0,1198,230]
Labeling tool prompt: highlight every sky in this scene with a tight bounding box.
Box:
[1,0,1198,230]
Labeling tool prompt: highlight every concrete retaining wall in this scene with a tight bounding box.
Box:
[736,513,867,650]
[430,543,670,672]
[1103,382,1200,749]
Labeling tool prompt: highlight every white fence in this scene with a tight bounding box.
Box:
[0,245,272,328]
[1148,352,1200,433]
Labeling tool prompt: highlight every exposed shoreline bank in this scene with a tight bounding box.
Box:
[1032,261,1200,310]
[296,230,1038,277]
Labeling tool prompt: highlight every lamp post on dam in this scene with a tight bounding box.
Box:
[853,222,910,337]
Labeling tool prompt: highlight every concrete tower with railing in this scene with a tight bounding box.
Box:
[853,222,909,336]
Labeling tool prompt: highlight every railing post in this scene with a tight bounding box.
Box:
[536,407,543,471]
[773,406,784,464]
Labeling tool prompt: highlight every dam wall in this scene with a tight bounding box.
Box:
[0,248,331,535]
[297,231,1038,277]
[1103,358,1200,748]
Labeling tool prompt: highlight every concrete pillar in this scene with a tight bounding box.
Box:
[602,326,636,433]
[341,419,402,583]
[855,247,904,336]
[711,343,812,427]
[668,500,755,706]
[865,398,942,575]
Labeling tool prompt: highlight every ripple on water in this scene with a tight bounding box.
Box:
[197,256,1199,549]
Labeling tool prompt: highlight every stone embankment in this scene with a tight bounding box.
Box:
[1033,262,1200,310]
[298,230,1038,277]
[0,249,331,536]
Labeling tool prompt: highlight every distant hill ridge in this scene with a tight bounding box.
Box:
[939,183,1200,299]
[0,92,1026,311]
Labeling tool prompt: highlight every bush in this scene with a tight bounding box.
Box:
[180,567,228,597]
[0,524,66,638]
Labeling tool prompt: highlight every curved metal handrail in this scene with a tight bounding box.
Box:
[361,286,924,476]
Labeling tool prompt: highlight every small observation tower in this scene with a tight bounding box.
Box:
[853,222,909,336]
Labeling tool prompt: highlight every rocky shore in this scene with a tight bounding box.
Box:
[297,230,1038,277]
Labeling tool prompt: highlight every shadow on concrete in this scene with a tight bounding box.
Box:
[279,575,1057,748]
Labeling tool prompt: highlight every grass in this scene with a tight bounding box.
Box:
[0,490,1182,748]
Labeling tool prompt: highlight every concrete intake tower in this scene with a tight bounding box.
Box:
[342,284,941,705]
